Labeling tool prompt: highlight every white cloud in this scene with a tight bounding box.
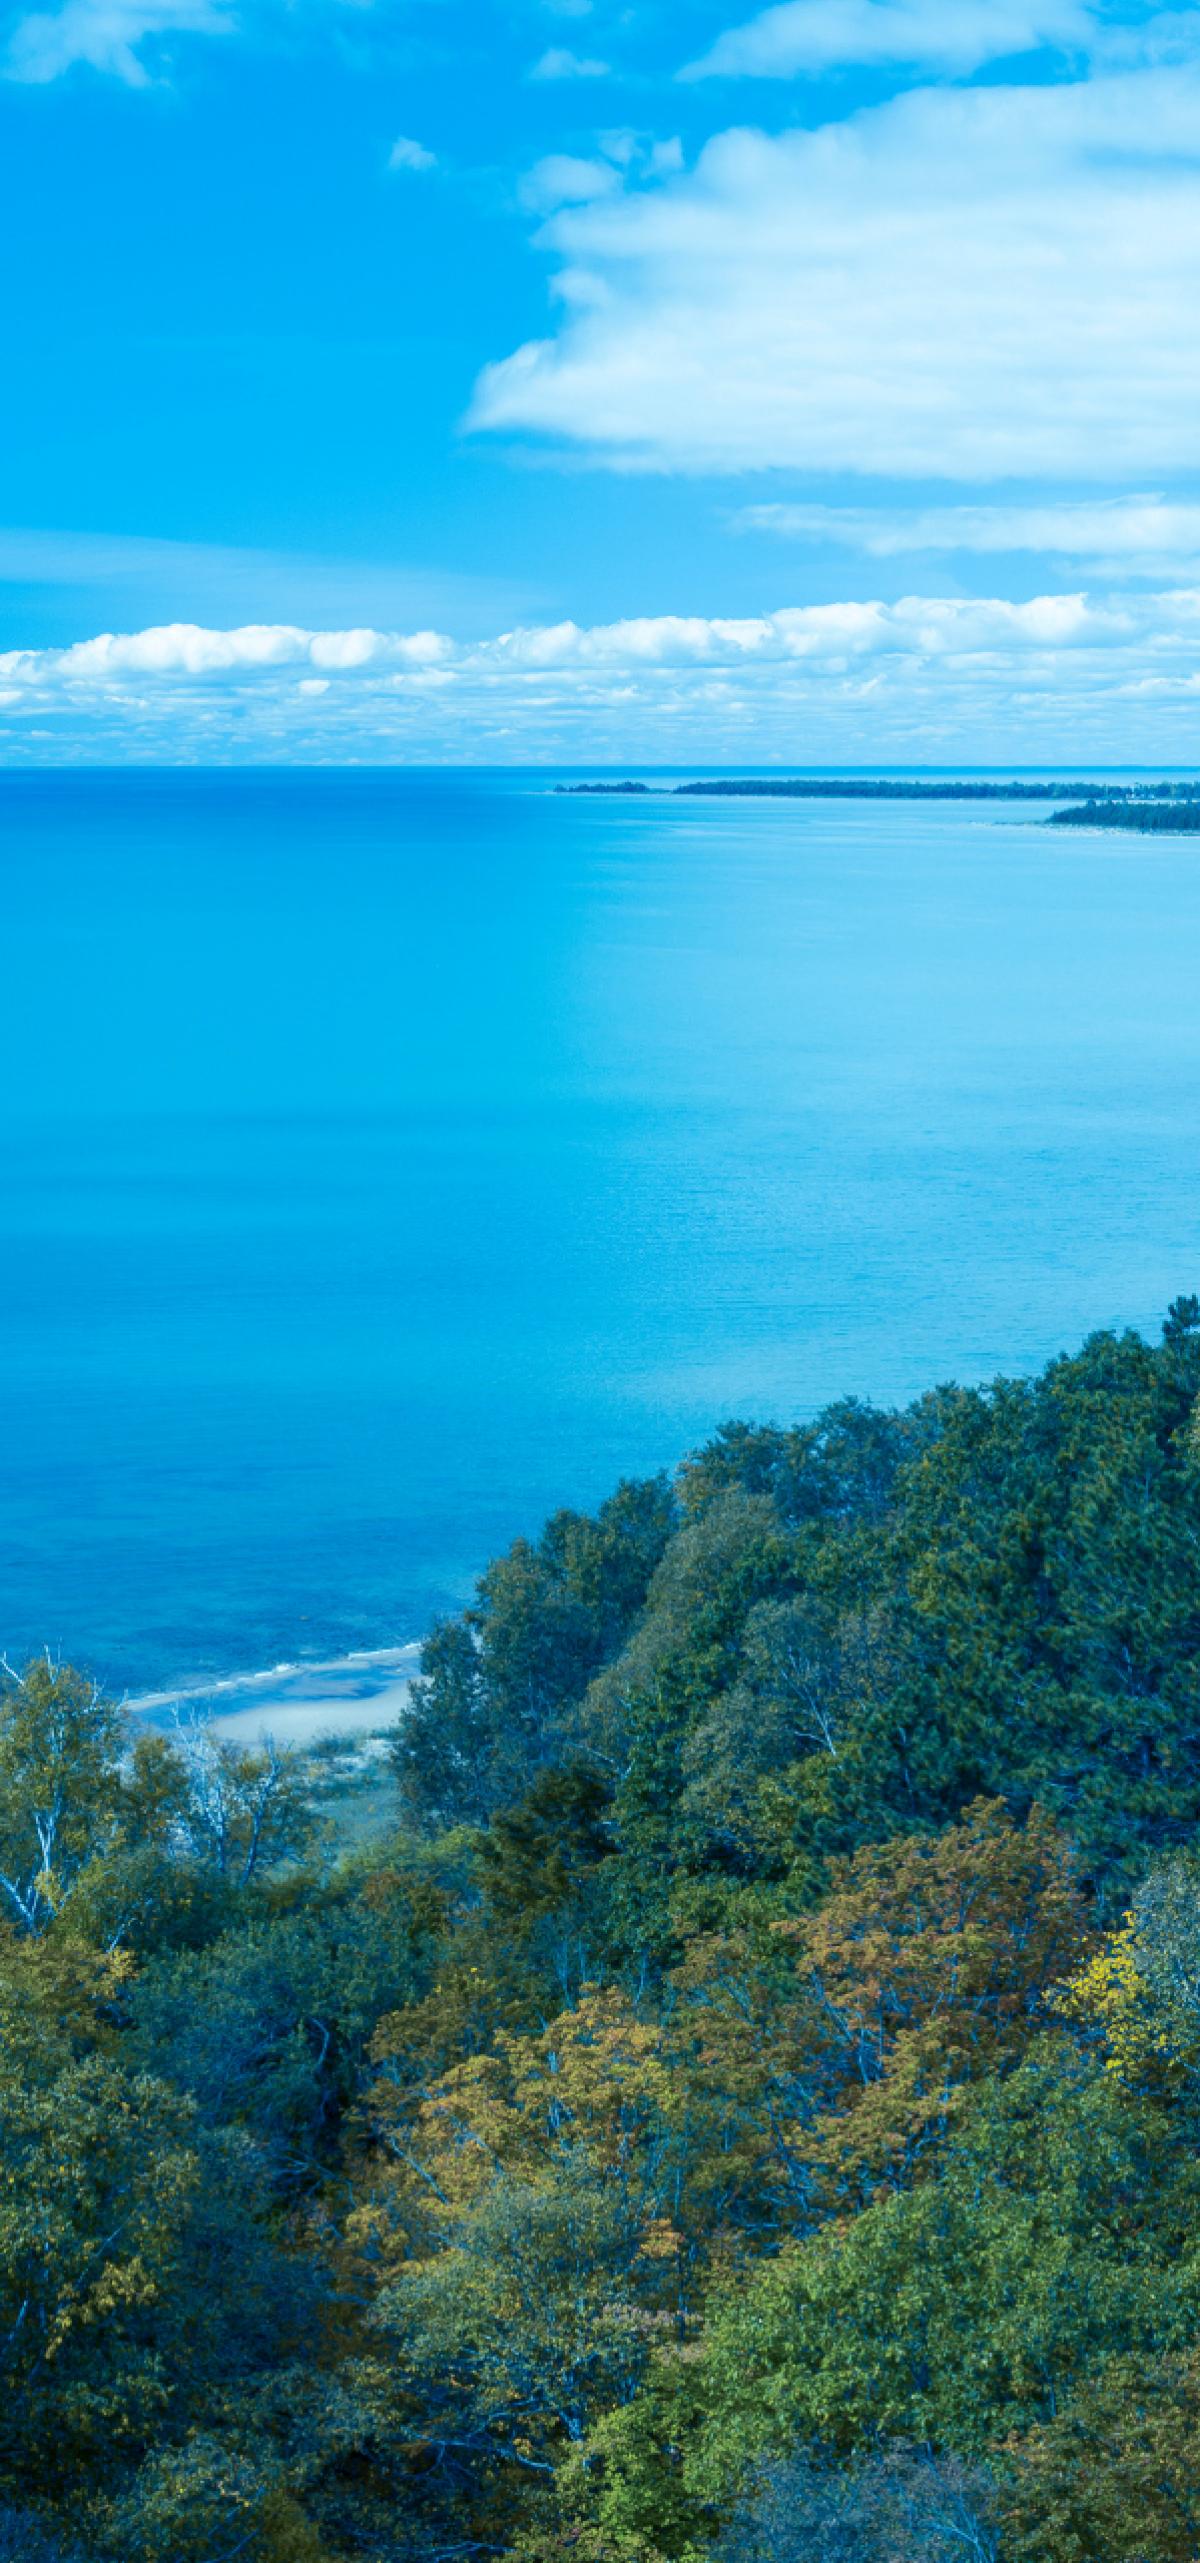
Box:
[472,65,1200,481]
[735,496,1200,573]
[465,595,1122,663]
[4,588,1200,763]
[1,619,450,679]
[519,154,619,213]
[1090,7,1200,70]
[521,138,685,212]
[528,44,610,77]
[388,134,437,173]
[682,0,1090,82]
[5,0,228,82]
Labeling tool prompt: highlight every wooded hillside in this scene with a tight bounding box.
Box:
[5,1305,1200,2559]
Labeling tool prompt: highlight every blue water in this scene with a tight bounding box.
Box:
[3,765,1200,1697]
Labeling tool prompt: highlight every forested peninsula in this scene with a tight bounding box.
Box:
[7,1309,1200,2559]
[558,775,1200,804]
[558,777,1200,832]
[1049,800,1200,832]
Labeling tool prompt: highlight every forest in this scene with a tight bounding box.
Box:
[5,1306,1200,2559]
[559,778,1200,804]
[1048,802,1200,832]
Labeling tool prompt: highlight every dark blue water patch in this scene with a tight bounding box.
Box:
[2,767,1199,1690]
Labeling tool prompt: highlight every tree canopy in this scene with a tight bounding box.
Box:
[4,1308,1200,2556]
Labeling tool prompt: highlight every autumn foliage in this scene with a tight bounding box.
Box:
[4,1308,1200,2557]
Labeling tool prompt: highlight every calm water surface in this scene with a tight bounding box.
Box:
[3,767,1199,1697]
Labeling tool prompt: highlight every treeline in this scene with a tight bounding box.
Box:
[672,778,1147,801]
[6,1308,1200,2556]
[558,776,1200,803]
[1050,800,1200,832]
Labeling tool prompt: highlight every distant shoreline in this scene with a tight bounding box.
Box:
[557,775,1200,806]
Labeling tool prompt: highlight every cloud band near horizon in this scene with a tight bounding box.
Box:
[2,589,1200,763]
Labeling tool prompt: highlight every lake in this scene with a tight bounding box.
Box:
[3,766,1199,1715]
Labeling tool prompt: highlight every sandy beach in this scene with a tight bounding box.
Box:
[126,1642,421,1750]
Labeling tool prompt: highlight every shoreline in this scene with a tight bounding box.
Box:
[126,1640,422,1749]
[555,775,1200,804]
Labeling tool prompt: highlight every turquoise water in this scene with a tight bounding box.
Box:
[3,766,1200,1698]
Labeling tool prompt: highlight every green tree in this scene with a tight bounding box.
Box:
[390,1614,494,1832]
[0,1661,125,1935]
[394,1477,676,1832]
[1004,2350,1200,2563]
[0,2050,199,2495]
[689,2042,1200,2504]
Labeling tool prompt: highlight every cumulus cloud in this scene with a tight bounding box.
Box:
[458,594,1121,663]
[5,0,229,82]
[735,496,1200,573]
[0,593,1136,688]
[388,134,437,173]
[682,0,1090,82]
[3,588,1200,762]
[472,63,1200,480]
[1,620,451,679]
[528,44,609,77]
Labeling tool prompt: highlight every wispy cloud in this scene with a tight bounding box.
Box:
[735,496,1200,574]
[528,44,610,78]
[473,65,1200,480]
[519,135,683,213]
[4,588,1200,762]
[5,0,229,82]
[0,526,537,640]
[519,154,619,213]
[599,129,684,173]
[682,0,1090,82]
[388,134,437,173]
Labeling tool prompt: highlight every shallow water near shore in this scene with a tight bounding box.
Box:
[3,764,1200,1701]
[127,1644,420,1744]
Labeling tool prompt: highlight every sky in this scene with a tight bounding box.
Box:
[2,0,1200,761]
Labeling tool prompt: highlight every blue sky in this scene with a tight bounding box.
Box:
[2,0,1200,759]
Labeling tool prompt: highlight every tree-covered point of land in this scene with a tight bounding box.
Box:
[6,1303,1200,2558]
[1049,800,1200,831]
[558,777,1200,804]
